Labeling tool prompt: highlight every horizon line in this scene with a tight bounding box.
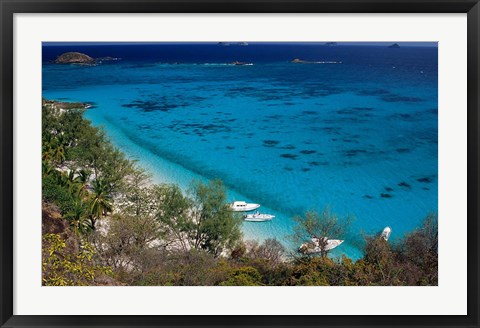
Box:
[43,41,438,47]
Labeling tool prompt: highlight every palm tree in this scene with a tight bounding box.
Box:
[51,135,67,165]
[42,161,55,178]
[63,169,83,198]
[68,168,91,199]
[74,169,91,190]
[43,136,65,166]
[65,200,90,235]
[52,143,65,165]
[42,148,53,163]
[42,134,55,163]
[55,171,70,188]
[88,178,113,230]
[66,170,76,183]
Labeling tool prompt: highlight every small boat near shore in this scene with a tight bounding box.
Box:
[381,226,392,241]
[243,211,275,222]
[299,237,344,254]
[229,201,260,212]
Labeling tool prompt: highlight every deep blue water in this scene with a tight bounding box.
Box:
[42,43,438,259]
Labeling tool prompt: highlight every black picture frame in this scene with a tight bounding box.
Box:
[1,0,479,327]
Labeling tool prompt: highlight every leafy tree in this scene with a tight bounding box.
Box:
[150,180,242,256]
[68,121,107,172]
[116,168,154,218]
[96,147,134,192]
[293,207,353,257]
[92,212,163,272]
[152,183,193,251]
[188,179,242,256]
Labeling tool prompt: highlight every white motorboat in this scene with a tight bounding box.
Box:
[243,211,275,222]
[299,237,344,254]
[381,226,392,241]
[229,201,260,212]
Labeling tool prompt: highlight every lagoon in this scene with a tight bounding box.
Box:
[42,43,438,259]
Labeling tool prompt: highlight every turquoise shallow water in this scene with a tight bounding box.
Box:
[43,44,438,259]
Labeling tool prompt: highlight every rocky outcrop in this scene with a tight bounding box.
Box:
[218,42,248,46]
[42,98,92,110]
[389,43,400,48]
[54,52,95,64]
[291,58,306,63]
[42,202,78,251]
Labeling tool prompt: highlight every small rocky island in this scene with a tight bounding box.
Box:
[389,43,401,49]
[54,52,95,64]
[231,61,253,66]
[217,42,248,46]
[291,58,308,64]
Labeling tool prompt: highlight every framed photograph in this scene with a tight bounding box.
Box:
[1,0,479,327]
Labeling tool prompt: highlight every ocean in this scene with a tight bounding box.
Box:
[42,42,438,259]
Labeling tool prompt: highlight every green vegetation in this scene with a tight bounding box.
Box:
[42,233,112,286]
[41,100,438,286]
